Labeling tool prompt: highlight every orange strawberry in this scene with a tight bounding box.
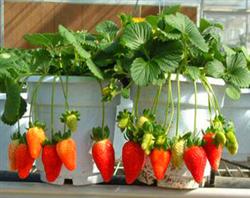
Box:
[122,141,145,184]
[42,144,62,182]
[150,148,171,180]
[56,137,77,171]
[184,145,207,184]
[15,143,34,179]
[26,122,46,159]
[203,132,222,172]
[8,132,22,171]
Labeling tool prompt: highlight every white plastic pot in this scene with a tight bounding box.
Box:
[222,88,250,161]
[131,74,226,137]
[0,93,29,171]
[26,76,119,185]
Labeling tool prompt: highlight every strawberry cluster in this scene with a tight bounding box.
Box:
[8,111,79,182]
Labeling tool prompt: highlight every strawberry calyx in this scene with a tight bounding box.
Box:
[28,120,46,130]
[53,130,72,142]
[186,134,203,148]
[117,109,132,130]
[91,126,110,142]
[18,133,27,144]
[11,131,22,141]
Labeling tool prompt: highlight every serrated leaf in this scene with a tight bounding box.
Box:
[59,25,91,59]
[199,18,223,33]
[145,15,159,28]
[206,59,225,78]
[185,66,200,80]
[86,59,104,80]
[156,28,181,41]
[1,79,21,125]
[96,20,119,41]
[130,58,160,86]
[226,52,247,70]
[225,85,240,100]
[121,22,152,50]
[164,13,208,52]
[24,33,62,47]
[152,41,182,73]
[228,67,250,88]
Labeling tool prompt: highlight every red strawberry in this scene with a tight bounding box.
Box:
[203,132,222,172]
[184,146,207,184]
[26,126,46,159]
[150,148,171,180]
[92,139,115,182]
[56,138,77,171]
[15,143,34,179]
[42,145,62,182]
[122,141,145,184]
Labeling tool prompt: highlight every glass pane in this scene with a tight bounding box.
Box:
[203,0,246,10]
[204,12,247,46]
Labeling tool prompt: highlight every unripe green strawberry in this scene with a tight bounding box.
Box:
[66,114,78,132]
[225,131,238,155]
[60,110,80,133]
[137,116,149,128]
[118,117,129,129]
[156,135,166,146]
[171,139,185,169]
[215,131,227,145]
[141,133,155,155]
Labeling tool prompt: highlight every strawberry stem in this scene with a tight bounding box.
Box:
[208,93,213,126]
[176,73,181,136]
[134,86,141,118]
[164,74,171,127]
[50,76,56,136]
[166,75,174,135]
[152,84,162,114]
[29,75,45,123]
[193,80,197,135]
[98,81,106,136]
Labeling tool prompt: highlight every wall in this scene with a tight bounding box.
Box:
[4,2,197,48]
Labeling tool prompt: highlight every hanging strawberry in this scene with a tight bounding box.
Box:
[60,110,80,133]
[26,121,46,159]
[8,132,21,171]
[91,126,115,183]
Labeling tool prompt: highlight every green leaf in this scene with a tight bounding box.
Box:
[155,28,181,41]
[240,46,250,62]
[58,25,91,59]
[225,84,241,100]
[205,59,225,78]
[228,67,250,88]
[24,33,62,48]
[96,20,119,41]
[152,41,182,73]
[199,18,223,33]
[226,52,247,70]
[145,15,159,28]
[162,5,181,15]
[184,66,200,80]
[130,58,160,86]
[121,22,152,50]
[164,13,209,52]
[86,59,104,80]
[1,79,21,125]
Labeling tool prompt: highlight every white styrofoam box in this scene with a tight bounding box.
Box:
[131,75,226,138]
[113,97,133,160]
[26,76,119,185]
[222,89,250,161]
[0,93,29,171]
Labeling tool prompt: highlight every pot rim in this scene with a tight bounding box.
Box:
[26,75,97,84]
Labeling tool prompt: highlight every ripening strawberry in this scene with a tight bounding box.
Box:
[184,146,207,184]
[92,139,115,182]
[26,126,46,159]
[15,143,34,179]
[56,138,77,171]
[150,148,171,180]
[122,141,145,184]
[42,144,62,182]
[203,132,222,172]
[171,139,185,168]
[8,139,19,171]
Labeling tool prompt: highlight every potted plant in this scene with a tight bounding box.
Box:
[115,6,246,188]
[1,21,128,185]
